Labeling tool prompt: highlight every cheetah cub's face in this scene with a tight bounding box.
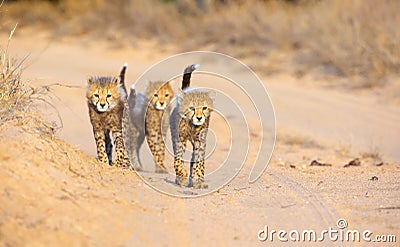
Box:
[179,90,215,126]
[146,81,173,110]
[87,76,125,113]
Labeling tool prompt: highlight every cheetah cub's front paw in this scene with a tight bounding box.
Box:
[175,176,189,187]
[97,156,109,165]
[155,166,168,174]
[111,159,127,168]
[131,165,143,172]
[189,178,208,189]
[111,161,120,167]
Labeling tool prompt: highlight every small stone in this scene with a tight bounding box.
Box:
[369,176,378,181]
[344,158,361,168]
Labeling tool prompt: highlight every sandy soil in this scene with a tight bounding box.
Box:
[0,29,399,246]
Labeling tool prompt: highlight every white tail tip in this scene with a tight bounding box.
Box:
[123,62,128,67]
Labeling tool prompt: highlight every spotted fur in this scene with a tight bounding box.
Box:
[128,80,173,172]
[170,64,214,188]
[124,84,141,171]
[128,64,198,173]
[86,64,130,168]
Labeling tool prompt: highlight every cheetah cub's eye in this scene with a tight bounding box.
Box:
[94,93,99,98]
[154,93,159,98]
[189,106,195,111]
[202,106,208,111]
[165,93,169,97]
[106,94,112,98]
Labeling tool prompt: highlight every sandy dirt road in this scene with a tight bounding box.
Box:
[0,30,399,246]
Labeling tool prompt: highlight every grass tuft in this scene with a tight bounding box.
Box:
[0,26,61,135]
[0,24,31,122]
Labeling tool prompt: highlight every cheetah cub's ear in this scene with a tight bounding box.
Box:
[207,90,217,102]
[87,76,94,85]
[176,94,186,118]
[112,76,121,84]
[114,76,127,100]
[160,79,175,91]
[167,79,176,87]
[177,93,184,106]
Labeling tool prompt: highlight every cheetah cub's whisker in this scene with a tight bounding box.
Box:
[86,64,130,168]
[170,64,215,189]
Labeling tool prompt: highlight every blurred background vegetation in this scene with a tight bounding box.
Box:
[1,0,400,88]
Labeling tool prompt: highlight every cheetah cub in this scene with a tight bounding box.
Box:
[170,64,215,189]
[86,64,130,167]
[128,64,198,173]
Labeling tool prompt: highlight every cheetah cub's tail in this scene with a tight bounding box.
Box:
[181,64,199,90]
[129,84,136,95]
[128,84,136,110]
[119,62,128,95]
[129,84,136,101]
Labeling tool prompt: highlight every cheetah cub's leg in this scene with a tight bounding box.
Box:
[105,129,113,165]
[154,127,168,173]
[122,103,142,171]
[146,120,168,173]
[189,130,208,189]
[173,134,189,186]
[112,128,129,168]
[126,126,142,171]
[136,130,145,167]
[155,112,170,173]
[93,128,109,165]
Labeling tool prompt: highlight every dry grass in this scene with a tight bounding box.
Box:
[1,0,400,87]
[0,26,61,135]
[289,0,400,88]
[0,25,31,122]
[278,131,325,150]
